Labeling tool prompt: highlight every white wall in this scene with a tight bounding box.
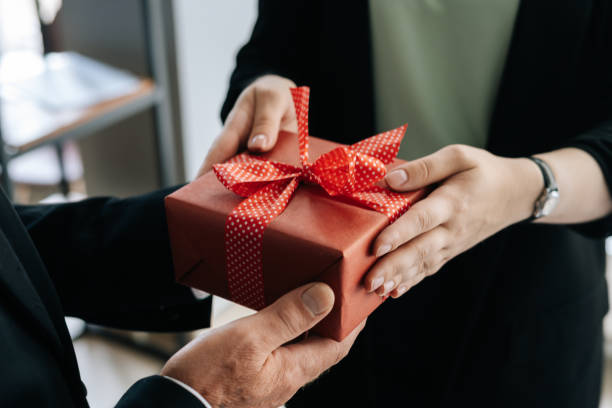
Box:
[173,0,257,180]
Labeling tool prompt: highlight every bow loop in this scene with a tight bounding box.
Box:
[214,158,301,198]
[350,124,407,164]
[290,87,310,166]
[213,86,416,310]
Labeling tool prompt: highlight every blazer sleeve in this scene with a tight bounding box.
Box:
[562,5,612,238]
[564,121,612,238]
[115,376,206,408]
[221,0,319,121]
[15,187,211,332]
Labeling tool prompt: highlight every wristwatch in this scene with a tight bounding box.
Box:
[526,156,560,222]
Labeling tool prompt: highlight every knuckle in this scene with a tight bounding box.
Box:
[415,158,433,182]
[255,85,281,103]
[333,342,348,365]
[388,260,404,279]
[437,252,451,267]
[336,350,348,366]
[391,274,403,288]
[441,187,468,216]
[339,341,352,360]
[252,115,277,129]
[445,144,472,165]
[415,209,432,233]
[436,195,454,217]
[275,305,304,338]
[413,273,427,287]
[422,258,433,276]
[452,193,470,215]
[232,99,251,117]
[381,228,402,251]
[416,245,428,270]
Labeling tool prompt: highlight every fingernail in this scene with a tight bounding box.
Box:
[376,244,392,258]
[302,284,334,316]
[386,169,408,186]
[397,285,408,296]
[383,280,395,293]
[249,134,266,149]
[382,280,395,295]
[370,277,384,292]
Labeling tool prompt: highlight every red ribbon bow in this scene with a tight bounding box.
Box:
[213,87,414,309]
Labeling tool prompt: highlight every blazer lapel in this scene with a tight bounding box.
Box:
[0,228,65,360]
[0,187,70,364]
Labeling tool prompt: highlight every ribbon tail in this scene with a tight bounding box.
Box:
[225,178,300,309]
[290,87,311,167]
[346,185,421,222]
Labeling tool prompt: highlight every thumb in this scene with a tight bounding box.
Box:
[385,144,476,191]
[247,88,287,153]
[252,283,335,352]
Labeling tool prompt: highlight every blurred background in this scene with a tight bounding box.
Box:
[0,1,256,406]
[0,1,611,407]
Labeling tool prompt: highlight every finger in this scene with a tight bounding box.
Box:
[252,282,335,352]
[247,86,289,152]
[279,319,366,386]
[365,227,448,295]
[372,191,452,260]
[389,251,450,298]
[386,144,477,191]
[197,96,254,176]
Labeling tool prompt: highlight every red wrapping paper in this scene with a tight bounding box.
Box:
[166,138,424,341]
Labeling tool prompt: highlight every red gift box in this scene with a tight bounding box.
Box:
[165,87,425,340]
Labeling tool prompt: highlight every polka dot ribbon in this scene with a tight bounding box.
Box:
[213,86,415,309]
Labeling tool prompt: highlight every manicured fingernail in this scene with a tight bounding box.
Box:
[370,277,384,292]
[382,280,395,295]
[376,244,392,258]
[249,134,266,149]
[386,169,408,186]
[397,285,408,296]
[302,284,333,316]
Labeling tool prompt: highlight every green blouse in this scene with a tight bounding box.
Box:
[369,0,520,160]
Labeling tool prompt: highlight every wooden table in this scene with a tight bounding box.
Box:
[0,77,160,196]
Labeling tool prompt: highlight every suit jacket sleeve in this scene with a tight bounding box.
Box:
[116,376,206,408]
[15,187,211,332]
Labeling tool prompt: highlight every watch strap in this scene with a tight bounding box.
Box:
[524,156,558,222]
[528,156,558,191]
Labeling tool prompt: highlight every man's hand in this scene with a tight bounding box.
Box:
[363,144,544,298]
[197,75,296,177]
[161,283,365,408]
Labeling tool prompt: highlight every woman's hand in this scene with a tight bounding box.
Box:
[364,144,543,298]
[197,75,297,177]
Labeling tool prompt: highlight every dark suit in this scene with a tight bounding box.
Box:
[0,187,211,407]
[222,1,612,407]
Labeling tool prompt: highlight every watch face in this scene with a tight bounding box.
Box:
[541,190,560,216]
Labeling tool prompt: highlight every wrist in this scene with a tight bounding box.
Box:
[507,157,544,224]
[163,376,213,408]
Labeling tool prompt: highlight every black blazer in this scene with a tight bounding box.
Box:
[0,187,211,407]
[222,1,612,407]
